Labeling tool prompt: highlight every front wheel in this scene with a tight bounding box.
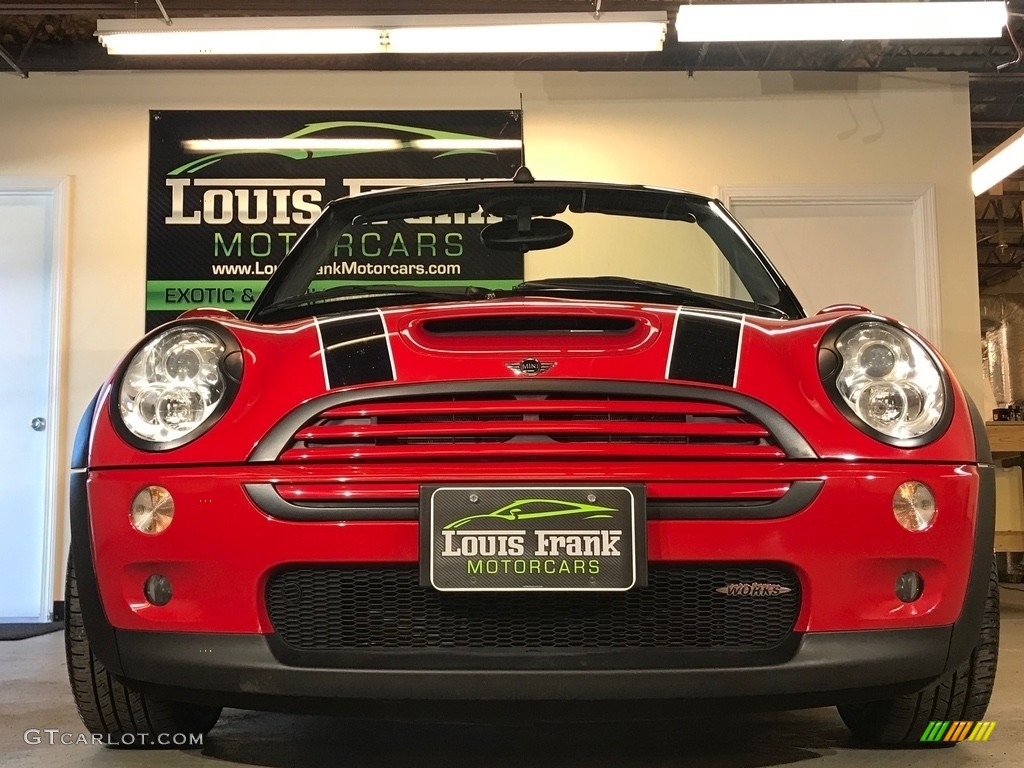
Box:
[837,559,999,747]
[65,550,221,747]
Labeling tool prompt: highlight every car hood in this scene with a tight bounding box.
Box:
[85,297,978,467]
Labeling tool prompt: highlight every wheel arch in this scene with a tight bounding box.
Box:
[69,389,124,677]
[944,395,996,672]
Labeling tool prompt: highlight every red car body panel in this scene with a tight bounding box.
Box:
[88,301,977,466]
[82,300,980,640]
[88,463,976,635]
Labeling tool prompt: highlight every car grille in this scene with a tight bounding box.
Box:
[248,382,816,521]
[276,391,787,463]
[265,564,801,656]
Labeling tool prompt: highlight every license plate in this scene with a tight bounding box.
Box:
[420,485,646,592]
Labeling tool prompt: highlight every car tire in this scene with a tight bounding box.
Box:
[65,551,221,747]
[837,558,999,747]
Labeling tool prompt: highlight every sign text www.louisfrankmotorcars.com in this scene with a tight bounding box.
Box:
[146,110,523,330]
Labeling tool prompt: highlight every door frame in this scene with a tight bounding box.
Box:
[716,183,941,349]
[0,177,70,621]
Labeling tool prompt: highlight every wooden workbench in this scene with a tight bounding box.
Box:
[985,421,1024,454]
[985,422,1024,552]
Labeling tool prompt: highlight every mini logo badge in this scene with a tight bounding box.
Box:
[506,358,555,376]
[715,582,792,596]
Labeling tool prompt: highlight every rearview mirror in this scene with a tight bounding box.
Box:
[480,217,573,252]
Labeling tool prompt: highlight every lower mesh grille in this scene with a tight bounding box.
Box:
[266,565,800,653]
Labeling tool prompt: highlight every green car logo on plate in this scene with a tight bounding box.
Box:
[443,498,617,530]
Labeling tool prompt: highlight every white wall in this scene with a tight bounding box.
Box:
[0,69,980,598]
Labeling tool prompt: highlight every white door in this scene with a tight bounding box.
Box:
[0,182,65,622]
[719,185,941,348]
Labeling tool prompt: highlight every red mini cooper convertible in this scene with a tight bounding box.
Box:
[67,172,997,747]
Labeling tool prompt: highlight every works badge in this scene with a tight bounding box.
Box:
[715,582,792,596]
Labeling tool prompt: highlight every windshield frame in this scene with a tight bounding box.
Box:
[247,180,805,323]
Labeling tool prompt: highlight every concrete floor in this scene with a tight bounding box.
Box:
[2,590,1023,767]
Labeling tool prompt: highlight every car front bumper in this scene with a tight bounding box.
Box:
[115,624,951,709]
[71,455,994,710]
[85,461,979,635]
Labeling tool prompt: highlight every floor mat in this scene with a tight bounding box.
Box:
[0,622,62,641]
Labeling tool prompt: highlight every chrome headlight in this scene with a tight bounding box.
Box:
[821,320,949,445]
[116,324,241,449]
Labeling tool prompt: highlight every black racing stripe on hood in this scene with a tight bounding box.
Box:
[667,314,740,387]
[318,313,395,390]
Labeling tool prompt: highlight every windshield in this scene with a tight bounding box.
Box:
[249,183,802,322]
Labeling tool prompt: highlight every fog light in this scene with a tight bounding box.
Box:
[130,486,174,534]
[893,481,936,531]
[895,571,924,603]
[143,574,173,606]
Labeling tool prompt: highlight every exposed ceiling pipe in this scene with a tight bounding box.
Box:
[153,0,171,26]
[0,39,28,77]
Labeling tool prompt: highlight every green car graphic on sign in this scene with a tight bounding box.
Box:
[170,121,506,176]
[444,498,617,530]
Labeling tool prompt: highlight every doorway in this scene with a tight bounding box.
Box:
[718,184,941,348]
[0,178,68,622]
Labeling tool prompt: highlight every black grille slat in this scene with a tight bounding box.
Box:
[250,381,818,463]
[266,565,800,652]
[287,392,782,455]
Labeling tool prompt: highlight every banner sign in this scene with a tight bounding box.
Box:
[318,214,524,288]
[146,109,523,330]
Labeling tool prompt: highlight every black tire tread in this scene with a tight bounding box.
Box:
[837,559,1000,747]
[64,551,221,748]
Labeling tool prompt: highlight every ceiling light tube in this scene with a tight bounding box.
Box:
[973,126,1024,196]
[387,13,668,53]
[97,12,667,56]
[411,139,523,150]
[675,2,1007,43]
[182,138,524,152]
[183,139,403,152]
[97,17,384,55]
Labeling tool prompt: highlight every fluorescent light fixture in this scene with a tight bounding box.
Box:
[182,138,523,152]
[97,12,667,56]
[387,13,668,53]
[973,127,1024,196]
[183,139,403,151]
[676,2,1007,43]
[413,139,523,150]
[96,17,382,55]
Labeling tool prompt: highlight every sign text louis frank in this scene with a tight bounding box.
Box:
[441,529,622,558]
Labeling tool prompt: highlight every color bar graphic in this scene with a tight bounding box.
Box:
[920,720,996,742]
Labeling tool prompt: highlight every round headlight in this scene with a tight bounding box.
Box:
[117,324,239,447]
[828,321,947,443]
